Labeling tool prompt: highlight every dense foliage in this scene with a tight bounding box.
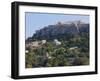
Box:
[25,35,89,68]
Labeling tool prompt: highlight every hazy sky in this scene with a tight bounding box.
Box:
[25,12,89,39]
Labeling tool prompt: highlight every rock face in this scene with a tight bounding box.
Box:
[27,21,89,41]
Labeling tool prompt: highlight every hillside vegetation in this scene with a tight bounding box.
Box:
[25,21,89,68]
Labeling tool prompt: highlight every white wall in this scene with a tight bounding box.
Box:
[0,0,99,81]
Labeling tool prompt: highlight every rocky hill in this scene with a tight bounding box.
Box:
[27,21,89,41]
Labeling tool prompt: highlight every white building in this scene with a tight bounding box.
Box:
[41,40,46,44]
[31,41,39,47]
[54,39,61,45]
[25,50,29,53]
[69,46,78,50]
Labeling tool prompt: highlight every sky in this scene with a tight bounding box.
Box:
[25,12,89,39]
